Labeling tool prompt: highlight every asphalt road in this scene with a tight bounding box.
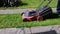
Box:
[0,8,56,14]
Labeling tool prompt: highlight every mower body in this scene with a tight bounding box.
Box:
[22,11,41,21]
[21,6,52,21]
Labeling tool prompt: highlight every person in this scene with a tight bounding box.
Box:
[57,0,60,14]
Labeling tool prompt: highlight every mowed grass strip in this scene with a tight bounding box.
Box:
[0,14,22,28]
[19,0,58,8]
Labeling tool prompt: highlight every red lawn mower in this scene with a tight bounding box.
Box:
[21,0,53,22]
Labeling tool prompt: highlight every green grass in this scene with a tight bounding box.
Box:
[0,14,22,28]
[20,0,58,8]
[0,0,58,10]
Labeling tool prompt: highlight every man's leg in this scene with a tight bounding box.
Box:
[57,0,60,14]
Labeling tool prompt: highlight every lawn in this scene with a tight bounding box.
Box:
[0,0,58,10]
[0,14,60,28]
[20,0,58,8]
[0,14,22,28]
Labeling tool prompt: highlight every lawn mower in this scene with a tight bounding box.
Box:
[21,0,53,22]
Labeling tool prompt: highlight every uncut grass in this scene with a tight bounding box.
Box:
[0,14,22,28]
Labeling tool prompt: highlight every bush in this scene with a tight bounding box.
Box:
[0,0,22,7]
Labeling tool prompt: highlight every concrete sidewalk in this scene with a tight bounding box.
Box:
[0,25,60,34]
[0,8,56,14]
[0,8,35,14]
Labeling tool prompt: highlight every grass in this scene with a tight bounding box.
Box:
[0,0,58,10]
[0,14,60,28]
[0,14,22,28]
[20,0,58,8]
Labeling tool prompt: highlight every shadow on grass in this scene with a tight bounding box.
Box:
[45,13,60,19]
[0,2,28,10]
[0,1,28,7]
[32,30,57,34]
[18,2,28,6]
[14,2,28,7]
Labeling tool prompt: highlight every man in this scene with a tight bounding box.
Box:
[57,0,60,14]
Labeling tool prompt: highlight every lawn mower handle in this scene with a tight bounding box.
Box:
[36,0,52,9]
